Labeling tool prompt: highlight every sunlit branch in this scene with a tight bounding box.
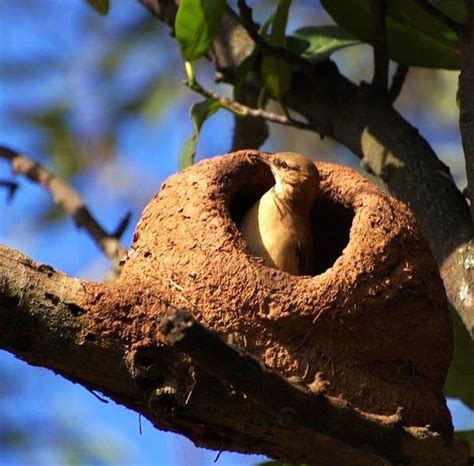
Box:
[0,145,128,272]
[187,80,316,132]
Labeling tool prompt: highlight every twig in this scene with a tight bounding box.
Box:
[0,180,18,203]
[410,0,465,34]
[389,65,409,103]
[187,80,314,132]
[0,145,127,272]
[159,309,408,464]
[371,0,389,92]
[86,387,109,403]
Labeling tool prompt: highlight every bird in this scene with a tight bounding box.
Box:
[239,152,320,276]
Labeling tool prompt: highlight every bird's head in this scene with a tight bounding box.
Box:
[265,152,320,202]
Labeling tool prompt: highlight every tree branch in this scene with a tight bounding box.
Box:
[231,85,269,150]
[0,179,19,203]
[0,245,469,465]
[187,80,315,131]
[0,145,128,273]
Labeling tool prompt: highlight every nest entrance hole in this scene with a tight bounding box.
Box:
[229,161,354,276]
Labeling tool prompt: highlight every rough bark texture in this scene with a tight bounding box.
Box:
[0,152,469,465]
[139,0,474,338]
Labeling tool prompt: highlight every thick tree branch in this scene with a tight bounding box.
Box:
[231,85,269,150]
[0,146,128,273]
[0,244,470,465]
[140,0,474,337]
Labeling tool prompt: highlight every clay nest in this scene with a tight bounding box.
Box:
[95,150,453,435]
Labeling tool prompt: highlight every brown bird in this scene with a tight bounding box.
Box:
[239,152,320,275]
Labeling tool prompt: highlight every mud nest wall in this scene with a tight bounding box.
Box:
[111,150,452,434]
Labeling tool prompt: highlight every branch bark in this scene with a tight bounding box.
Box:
[0,146,127,273]
[139,0,474,338]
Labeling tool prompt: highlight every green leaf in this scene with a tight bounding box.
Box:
[445,309,474,409]
[175,0,226,62]
[429,0,468,23]
[261,56,292,100]
[287,26,360,64]
[268,0,292,47]
[261,0,293,99]
[454,431,474,456]
[84,0,109,15]
[178,98,220,169]
[320,0,464,69]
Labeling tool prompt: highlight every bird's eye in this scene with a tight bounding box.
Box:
[279,161,289,169]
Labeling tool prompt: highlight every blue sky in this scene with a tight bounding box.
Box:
[0,1,472,465]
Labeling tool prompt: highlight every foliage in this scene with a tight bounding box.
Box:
[179,98,221,169]
[175,0,227,62]
[260,0,293,99]
[287,26,360,64]
[320,0,464,69]
[445,308,474,409]
[454,430,474,456]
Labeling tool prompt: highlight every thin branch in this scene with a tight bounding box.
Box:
[410,0,465,34]
[371,0,389,92]
[389,65,409,103]
[0,180,19,203]
[187,81,315,132]
[0,145,127,272]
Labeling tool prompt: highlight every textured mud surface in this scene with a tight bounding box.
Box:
[83,150,453,435]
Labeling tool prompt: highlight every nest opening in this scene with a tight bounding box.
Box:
[229,162,354,276]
